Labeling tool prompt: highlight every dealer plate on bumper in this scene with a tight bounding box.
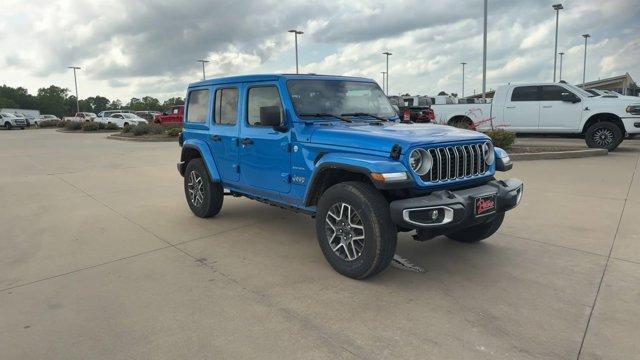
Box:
[474,193,497,216]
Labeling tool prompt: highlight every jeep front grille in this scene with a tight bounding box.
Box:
[422,143,488,182]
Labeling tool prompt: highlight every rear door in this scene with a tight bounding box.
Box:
[502,86,540,131]
[538,85,583,131]
[207,86,240,182]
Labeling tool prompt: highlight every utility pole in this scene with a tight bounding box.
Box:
[461,62,467,97]
[68,66,81,114]
[582,34,591,86]
[381,72,387,93]
[382,52,392,95]
[558,52,564,81]
[197,59,209,80]
[552,4,564,82]
[482,0,488,99]
[288,29,304,74]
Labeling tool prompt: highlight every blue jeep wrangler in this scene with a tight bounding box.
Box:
[178,74,523,279]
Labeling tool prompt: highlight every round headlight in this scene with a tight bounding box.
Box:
[483,141,495,165]
[409,148,432,176]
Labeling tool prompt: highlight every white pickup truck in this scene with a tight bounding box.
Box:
[431,83,640,150]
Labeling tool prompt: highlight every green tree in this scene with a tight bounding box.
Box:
[37,85,70,117]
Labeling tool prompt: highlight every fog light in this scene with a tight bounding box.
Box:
[402,206,454,226]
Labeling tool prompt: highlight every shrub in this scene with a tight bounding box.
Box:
[81,122,100,131]
[64,121,82,130]
[96,122,106,130]
[105,122,119,130]
[57,120,67,127]
[485,129,516,149]
[165,127,181,137]
[38,119,60,128]
[149,124,165,135]
[132,123,151,136]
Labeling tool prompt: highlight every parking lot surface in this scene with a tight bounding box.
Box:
[1,129,639,359]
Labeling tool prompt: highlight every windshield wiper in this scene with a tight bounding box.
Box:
[299,113,351,122]
[340,112,388,121]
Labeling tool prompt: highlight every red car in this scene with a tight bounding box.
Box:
[154,105,184,124]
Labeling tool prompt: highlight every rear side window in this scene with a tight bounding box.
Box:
[541,85,567,101]
[511,86,539,102]
[214,88,238,125]
[186,89,209,123]
[247,86,283,126]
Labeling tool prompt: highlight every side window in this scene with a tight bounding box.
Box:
[541,85,568,101]
[186,89,209,123]
[214,88,238,125]
[247,86,283,126]
[511,86,539,102]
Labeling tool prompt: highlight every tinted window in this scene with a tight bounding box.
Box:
[541,85,567,101]
[511,86,539,101]
[247,86,283,126]
[214,88,238,125]
[186,89,209,123]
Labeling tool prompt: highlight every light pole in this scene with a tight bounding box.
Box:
[558,52,564,81]
[552,4,563,82]
[582,34,590,86]
[68,66,81,114]
[380,72,387,93]
[460,62,467,97]
[382,52,392,95]
[482,0,488,99]
[197,59,209,80]
[288,29,303,74]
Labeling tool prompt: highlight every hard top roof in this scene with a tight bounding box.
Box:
[188,73,374,88]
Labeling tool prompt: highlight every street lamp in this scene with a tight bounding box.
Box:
[68,66,81,115]
[460,62,467,97]
[288,29,303,74]
[380,72,387,93]
[558,52,564,81]
[382,52,392,95]
[197,59,209,80]
[552,3,563,82]
[482,0,488,99]
[582,34,591,86]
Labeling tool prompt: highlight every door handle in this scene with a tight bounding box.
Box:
[542,105,552,108]
[240,137,254,145]
[210,134,221,141]
[505,106,515,109]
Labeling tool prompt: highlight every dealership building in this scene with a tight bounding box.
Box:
[578,73,639,96]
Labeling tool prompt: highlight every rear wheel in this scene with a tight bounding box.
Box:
[585,122,622,151]
[446,212,504,243]
[316,181,397,279]
[4,122,12,130]
[184,158,223,218]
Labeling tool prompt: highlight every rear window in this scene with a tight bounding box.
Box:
[186,89,209,123]
[511,86,538,102]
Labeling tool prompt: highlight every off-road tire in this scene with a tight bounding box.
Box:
[4,122,12,130]
[446,212,504,243]
[184,158,223,218]
[316,181,397,279]
[585,122,622,151]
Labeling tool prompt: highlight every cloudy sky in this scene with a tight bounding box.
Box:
[1,0,639,101]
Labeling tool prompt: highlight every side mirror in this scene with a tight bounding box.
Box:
[259,106,283,128]
[561,92,580,103]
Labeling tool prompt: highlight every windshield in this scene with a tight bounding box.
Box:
[565,84,594,97]
[287,80,397,120]
[122,113,137,118]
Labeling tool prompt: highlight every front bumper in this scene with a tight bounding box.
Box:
[622,117,640,134]
[390,179,523,230]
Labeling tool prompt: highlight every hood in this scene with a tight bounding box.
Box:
[309,122,489,152]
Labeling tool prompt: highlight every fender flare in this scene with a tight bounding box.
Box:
[180,139,221,182]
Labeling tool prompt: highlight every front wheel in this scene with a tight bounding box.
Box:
[316,181,397,279]
[585,122,622,151]
[183,158,223,218]
[4,122,12,130]
[446,212,504,243]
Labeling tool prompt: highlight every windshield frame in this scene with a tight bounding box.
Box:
[564,84,594,98]
[285,79,398,122]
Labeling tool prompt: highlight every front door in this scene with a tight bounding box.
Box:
[239,84,291,194]
[503,85,540,132]
[208,86,240,182]
[538,85,583,131]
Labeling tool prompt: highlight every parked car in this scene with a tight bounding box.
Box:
[35,114,60,125]
[154,105,184,124]
[63,112,97,122]
[95,112,147,127]
[431,82,640,150]
[177,74,523,279]
[134,111,162,122]
[0,108,39,126]
[97,109,134,118]
[1,113,27,129]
